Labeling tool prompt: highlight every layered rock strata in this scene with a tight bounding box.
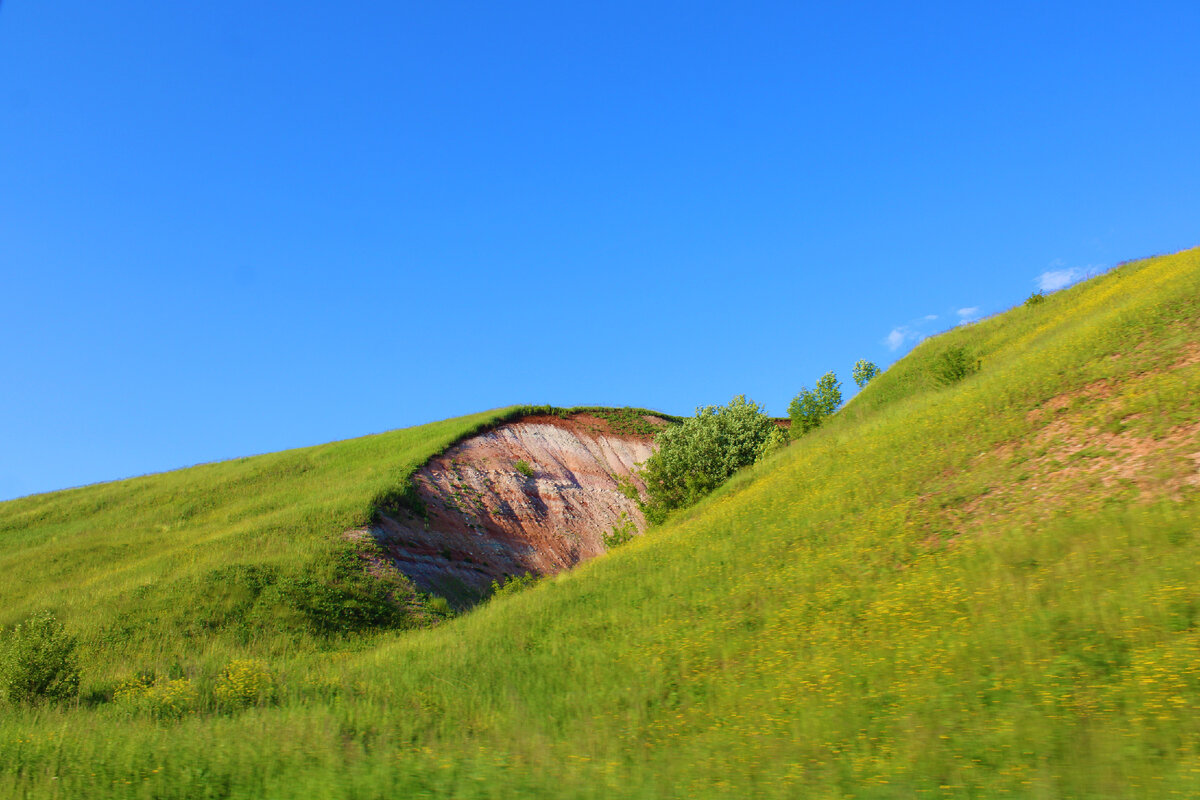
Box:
[356,413,665,607]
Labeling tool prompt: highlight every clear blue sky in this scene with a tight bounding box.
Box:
[2,1,1198,501]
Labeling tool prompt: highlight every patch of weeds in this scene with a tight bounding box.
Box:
[195,550,416,639]
[514,460,535,478]
[602,512,637,549]
[615,474,641,502]
[426,596,452,615]
[1025,291,1046,307]
[489,573,539,600]
[930,345,980,386]
[214,659,277,710]
[371,477,426,521]
[280,549,415,636]
[113,673,200,719]
[591,409,662,437]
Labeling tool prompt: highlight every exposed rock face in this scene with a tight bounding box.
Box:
[361,413,666,607]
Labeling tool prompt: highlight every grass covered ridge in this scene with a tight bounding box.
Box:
[0,409,521,683]
[2,248,1199,798]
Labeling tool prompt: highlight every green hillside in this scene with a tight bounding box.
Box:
[0,408,511,680]
[2,248,1199,798]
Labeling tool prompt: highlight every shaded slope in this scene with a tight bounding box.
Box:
[2,248,1199,798]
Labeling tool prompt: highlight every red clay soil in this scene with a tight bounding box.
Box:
[349,412,668,607]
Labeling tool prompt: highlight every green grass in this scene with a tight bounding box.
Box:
[2,248,1199,798]
[0,408,513,683]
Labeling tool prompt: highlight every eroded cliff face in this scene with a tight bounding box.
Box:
[351,412,666,607]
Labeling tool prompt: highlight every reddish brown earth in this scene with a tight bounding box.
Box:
[348,412,668,607]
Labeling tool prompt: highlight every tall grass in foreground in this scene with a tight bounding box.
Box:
[1,248,1199,798]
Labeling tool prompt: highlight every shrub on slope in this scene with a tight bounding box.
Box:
[639,395,778,522]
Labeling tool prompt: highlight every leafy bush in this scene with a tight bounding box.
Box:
[788,372,842,437]
[930,345,980,385]
[113,674,199,718]
[852,360,881,388]
[514,460,535,478]
[602,512,637,549]
[615,474,641,502]
[489,573,539,599]
[0,611,80,705]
[1025,291,1046,307]
[214,659,277,709]
[756,426,790,460]
[640,395,777,522]
[196,550,415,639]
[279,551,413,636]
[371,476,427,521]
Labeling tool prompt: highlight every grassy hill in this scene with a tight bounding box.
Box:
[0,408,512,681]
[2,247,1198,798]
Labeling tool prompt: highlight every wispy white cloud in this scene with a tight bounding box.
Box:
[955,307,980,326]
[884,311,950,351]
[886,303,985,352]
[1037,267,1085,292]
[1036,261,1107,293]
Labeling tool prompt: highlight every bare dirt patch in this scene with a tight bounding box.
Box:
[931,348,1200,537]
[1172,341,1200,370]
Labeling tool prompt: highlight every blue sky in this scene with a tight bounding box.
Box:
[2,1,1198,500]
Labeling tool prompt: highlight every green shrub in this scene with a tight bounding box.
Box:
[756,426,790,460]
[0,611,80,705]
[788,372,842,437]
[602,512,637,549]
[371,476,427,521]
[193,550,411,638]
[852,359,881,388]
[615,474,641,502]
[514,460,535,478]
[640,395,777,522]
[489,573,539,599]
[214,659,277,710]
[930,345,980,385]
[1025,291,1046,306]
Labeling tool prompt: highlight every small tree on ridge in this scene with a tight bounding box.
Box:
[788,371,842,438]
[852,360,881,388]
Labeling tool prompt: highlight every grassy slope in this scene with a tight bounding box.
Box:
[3,248,1200,798]
[0,407,511,681]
